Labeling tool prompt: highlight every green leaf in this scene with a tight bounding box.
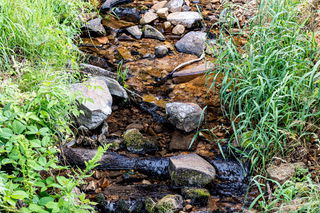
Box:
[12,120,26,134]
[39,127,50,136]
[26,126,38,135]
[0,128,13,139]
[45,201,59,210]
[39,196,54,206]
[11,190,28,200]
[28,204,48,213]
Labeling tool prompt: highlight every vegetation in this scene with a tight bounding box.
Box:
[0,0,106,212]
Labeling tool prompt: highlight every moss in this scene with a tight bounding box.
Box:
[123,128,145,151]
[181,188,210,206]
[145,197,156,213]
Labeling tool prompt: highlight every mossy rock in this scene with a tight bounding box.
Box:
[145,197,156,213]
[181,188,210,206]
[154,194,183,213]
[123,128,158,154]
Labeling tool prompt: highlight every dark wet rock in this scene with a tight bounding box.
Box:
[82,17,106,37]
[72,77,112,130]
[155,45,169,58]
[143,25,165,41]
[140,11,158,24]
[123,129,158,154]
[113,7,141,23]
[156,7,169,19]
[167,12,202,28]
[155,194,183,213]
[166,0,184,12]
[126,26,143,39]
[79,63,117,79]
[152,1,168,10]
[101,0,133,12]
[181,188,210,206]
[87,55,115,70]
[166,102,204,132]
[267,162,306,184]
[169,130,194,150]
[175,31,206,56]
[169,154,216,187]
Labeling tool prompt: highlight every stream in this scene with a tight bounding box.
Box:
[64,0,258,212]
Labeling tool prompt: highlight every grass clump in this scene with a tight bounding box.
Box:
[210,0,320,171]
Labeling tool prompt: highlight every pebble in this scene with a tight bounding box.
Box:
[155,45,169,58]
[166,0,184,12]
[172,24,185,35]
[164,21,172,29]
[151,0,168,10]
[156,7,169,19]
[140,11,158,24]
[126,25,143,39]
[143,25,166,41]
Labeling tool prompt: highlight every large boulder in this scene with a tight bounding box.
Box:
[175,31,206,56]
[166,102,204,132]
[72,77,113,130]
[169,154,216,187]
[167,12,202,28]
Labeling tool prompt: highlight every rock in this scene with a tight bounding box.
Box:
[166,0,184,12]
[175,31,206,56]
[155,195,183,213]
[163,21,172,29]
[118,33,135,41]
[166,102,204,132]
[182,5,191,11]
[169,131,194,150]
[172,62,214,83]
[145,198,156,213]
[72,77,113,130]
[83,17,106,37]
[172,24,185,35]
[152,1,168,10]
[98,136,122,151]
[155,45,169,58]
[143,25,166,41]
[79,64,117,79]
[157,8,169,19]
[140,11,158,24]
[123,129,158,154]
[169,154,216,187]
[267,162,306,184]
[181,188,210,206]
[97,76,128,99]
[126,25,143,39]
[167,12,202,28]
[113,7,141,23]
[101,0,133,12]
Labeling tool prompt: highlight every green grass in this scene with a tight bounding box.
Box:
[209,0,320,171]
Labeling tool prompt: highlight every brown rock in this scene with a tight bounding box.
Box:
[172,24,185,35]
[157,7,169,19]
[140,11,158,24]
[267,162,306,184]
[169,130,195,150]
[152,0,168,10]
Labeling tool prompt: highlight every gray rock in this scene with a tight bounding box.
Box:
[143,25,165,41]
[166,0,184,12]
[123,129,158,154]
[140,11,158,24]
[169,154,216,187]
[267,162,306,184]
[166,102,204,132]
[167,12,202,28]
[126,26,143,39]
[175,31,206,56]
[97,76,128,99]
[72,77,113,130]
[83,17,106,37]
[155,45,169,58]
[101,0,133,11]
[79,64,117,79]
[155,194,183,212]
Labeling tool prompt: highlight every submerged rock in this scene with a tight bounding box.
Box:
[167,12,202,28]
[155,45,169,58]
[123,129,158,154]
[72,77,112,130]
[166,0,184,12]
[166,102,204,132]
[143,25,166,41]
[101,0,133,12]
[267,162,306,184]
[169,154,216,187]
[181,188,210,206]
[175,31,206,56]
[83,17,106,37]
[155,194,183,213]
[126,25,143,39]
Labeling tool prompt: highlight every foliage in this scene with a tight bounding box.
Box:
[209,0,320,171]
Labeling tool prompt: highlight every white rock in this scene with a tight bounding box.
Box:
[172,24,185,35]
[157,7,169,19]
[166,0,184,12]
[167,11,202,28]
[152,0,168,10]
[140,11,158,24]
[164,21,172,29]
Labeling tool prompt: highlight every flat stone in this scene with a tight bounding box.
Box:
[98,76,128,99]
[172,24,185,35]
[140,11,158,24]
[267,162,306,184]
[101,0,133,12]
[166,102,204,132]
[175,31,206,56]
[143,25,165,41]
[167,12,202,28]
[172,63,214,83]
[83,17,106,37]
[126,25,143,39]
[152,1,168,10]
[155,194,183,212]
[169,154,216,187]
[79,64,117,79]
[169,130,194,150]
[72,77,113,130]
[155,45,169,58]
[157,7,169,19]
[166,0,184,12]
